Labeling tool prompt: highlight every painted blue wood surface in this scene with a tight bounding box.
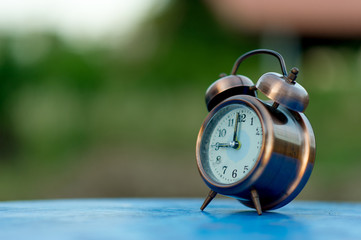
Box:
[0,198,360,240]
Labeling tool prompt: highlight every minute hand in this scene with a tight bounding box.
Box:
[233,112,240,142]
[231,113,241,150]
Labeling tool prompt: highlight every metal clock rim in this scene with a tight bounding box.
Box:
[195,96,274,192]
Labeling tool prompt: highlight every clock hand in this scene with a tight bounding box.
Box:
[213,112,242,151]
[233,112,240,142]
[231,113,241,149]
[212,141,240,150]
[217,143,230,147]
[211,142,231,150]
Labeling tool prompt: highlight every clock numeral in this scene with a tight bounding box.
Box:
[211,142,222,151]
[239,114,246,122]
[232,169,237,178]
[218,129,226,137]
[216,156,221,164]
[228,119,234,127]
[243,165,249,173]
[212,143,219,151]
[256,128,261,135]
[222,166,227,174]
[250,117,254,126]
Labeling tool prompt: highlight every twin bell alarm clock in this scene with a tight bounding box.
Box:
[195,49,316,215]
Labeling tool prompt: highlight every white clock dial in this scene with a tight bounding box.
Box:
[200,103,263,185]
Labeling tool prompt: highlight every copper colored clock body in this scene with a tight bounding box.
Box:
[196,95,315,211]
[196,49,316,214]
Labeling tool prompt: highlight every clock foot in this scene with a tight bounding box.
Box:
[200,190,217,211]
[251,189,262,215]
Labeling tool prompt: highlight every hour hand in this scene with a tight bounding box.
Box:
[211,142,230,150]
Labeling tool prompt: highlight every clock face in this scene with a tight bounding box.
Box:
[199,103,263,185]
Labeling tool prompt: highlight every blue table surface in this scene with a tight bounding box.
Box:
[0,198,360,240]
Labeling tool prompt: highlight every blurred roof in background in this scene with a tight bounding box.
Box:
[206,0,361,37]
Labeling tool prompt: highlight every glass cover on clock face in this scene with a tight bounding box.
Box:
[200,103,263,185]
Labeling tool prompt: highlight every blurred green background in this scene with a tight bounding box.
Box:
[0,0,361,201]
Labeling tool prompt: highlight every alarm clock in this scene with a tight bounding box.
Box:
[196,49,316,215]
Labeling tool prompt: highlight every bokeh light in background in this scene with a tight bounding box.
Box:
[0,0,361,201]
[0,0,168,43]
